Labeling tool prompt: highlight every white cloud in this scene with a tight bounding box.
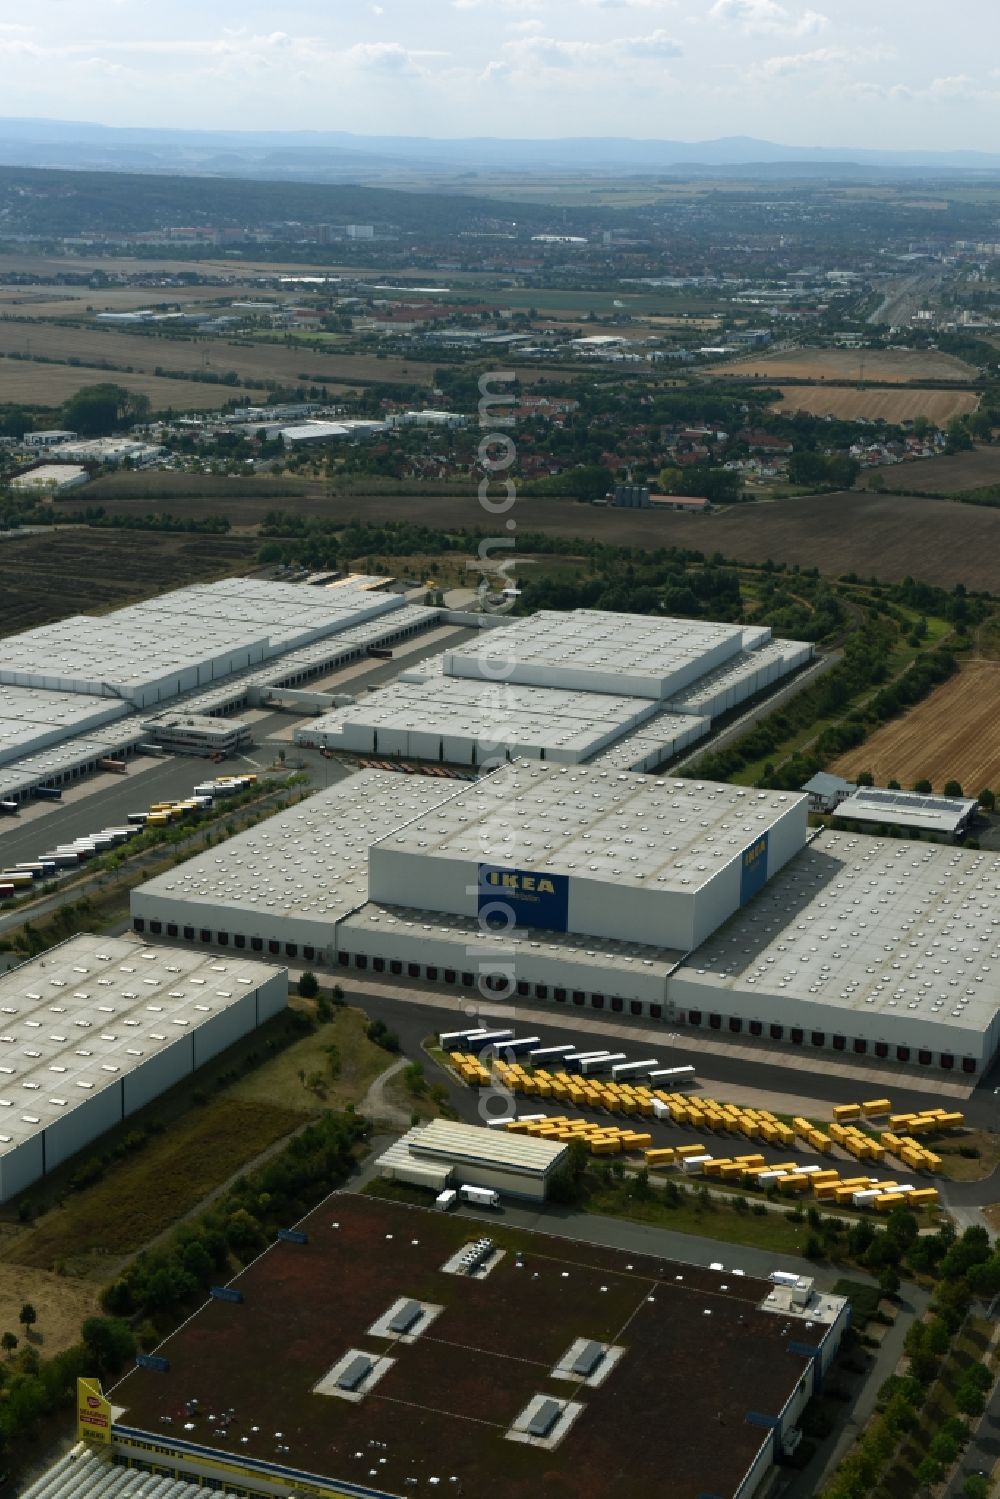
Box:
[709,0,826,38]
[504,28,683,69]
[342,40,447,71]
[453,0,543,9]
[752,44,887,78]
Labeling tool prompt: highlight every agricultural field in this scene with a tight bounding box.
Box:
[0,281,234,318]
[860,446,1000,494]
[0,318,360,395]
[830,661,1000,791]
[310,487,1000,593]
[773,384,978,423]
[0,360,270,411]
[0,529,256,636]
[719,346,977,383]
[64,478,1000,592]
[0,338,421,412]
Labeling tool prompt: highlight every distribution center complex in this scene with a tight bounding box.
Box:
[0,576,444,804]
[131,759,1000,1076]
[297,607,813,770]
[0,933,286,1202]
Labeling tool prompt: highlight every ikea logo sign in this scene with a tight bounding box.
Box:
[742,838,767,869]
[479,864,569,932]
[483,871,557,895]
[740,832,769,906]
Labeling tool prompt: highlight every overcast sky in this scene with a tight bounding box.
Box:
[0,0,996,149]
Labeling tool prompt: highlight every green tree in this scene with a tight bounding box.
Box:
[962,1476,990,1499]
[943,779,964,797]
[297,970,319,1000]
[914,778,933,794]
[978,788,995,811]
[61,383,151,437]
[18,1303,37,1339]
[915,1455,945,1488]
[1,1331,16,1359]
[80,1317,136,1377]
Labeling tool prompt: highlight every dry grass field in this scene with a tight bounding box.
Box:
[860,447,1000,493]
[773,385,978,423]
[0,360,270,410]
[721,346,977,383]
[0,529,256,636]
[0,1262,99,1356]
[831,661,1000,791]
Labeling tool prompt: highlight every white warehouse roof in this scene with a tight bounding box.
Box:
[368,762,808,952]
[298,676,662,765]
[673,829,1000,1059]
[132,770,465,945]
[0,685,129,767]
[835,787,978,835]
[392,1118,567,1177]
[373,761,803,899]
[443,609,754,700]
[0,933,286,1200]
[0,578,405,708]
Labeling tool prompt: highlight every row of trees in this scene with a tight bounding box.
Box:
[822,1219,999,1499]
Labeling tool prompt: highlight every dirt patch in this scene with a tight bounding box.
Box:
[720,347,976,384]
[0,1263,99,1356]
[830,662,1000,791]
[0,529,256,637]
[773,386,978,423]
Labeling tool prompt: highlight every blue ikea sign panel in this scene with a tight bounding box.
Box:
[135,1353,170,1373]
[277,1228,309,1245]
[740,832,769,906]
[478,865,569,933]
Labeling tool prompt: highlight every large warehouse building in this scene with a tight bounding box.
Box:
[297,608,813,771]
[0,577,443,803]
[0,934,286,1202]
[131,761,1000,1077]
[99,1192,848,1499]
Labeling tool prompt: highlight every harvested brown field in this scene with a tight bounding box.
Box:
[0,281,232,317]
[773,385,978,423]
[301,488,1000,593]
[860,447,1000,494]
[55,481,1000,592]
[831,661,1000,791]
[0,317,428,394]
[0,529,256,636]
[720,346,977,383]
[0,359,268,410]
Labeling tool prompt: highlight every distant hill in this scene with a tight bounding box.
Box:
[1,119,999,182]
[0,164,590,239]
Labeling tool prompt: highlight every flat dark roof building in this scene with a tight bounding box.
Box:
[109,1193,848,1499]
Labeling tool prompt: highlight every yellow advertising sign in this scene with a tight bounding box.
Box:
[77,1377,112,1447]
